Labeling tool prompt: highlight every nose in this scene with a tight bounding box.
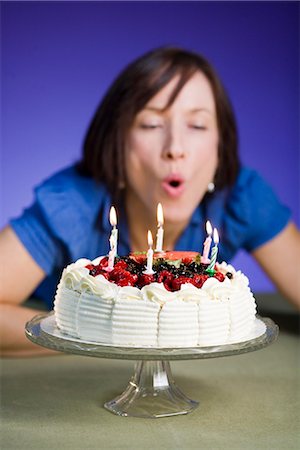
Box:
[161,126,185,160]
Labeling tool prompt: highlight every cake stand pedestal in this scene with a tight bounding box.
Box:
[104,360,198,417]
[25,314,278,418]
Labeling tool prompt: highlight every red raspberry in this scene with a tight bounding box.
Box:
[99,256,109,268]
[172,276,191,291]
[85,264,95,270]
[192,274,209,288]
[157,271,174,291]
[109,268,127,282]
[138,273,155,288]
[114,260,128,270]
[157,270,173,283]
[214,272,225,282]
[116,274,138,287]
[128,273,138,285]
[109,268,138,287]
[97,269,110,279]
[163,282,173,292]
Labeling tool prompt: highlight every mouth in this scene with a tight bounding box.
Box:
[161,174,186,198]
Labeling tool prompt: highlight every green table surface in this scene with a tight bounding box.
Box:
[1,298,299,450]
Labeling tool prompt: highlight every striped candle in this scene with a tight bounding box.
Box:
[207,228,219,271]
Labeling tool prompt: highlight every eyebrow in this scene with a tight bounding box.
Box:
[142,106,165,113]
[142,106,213,115]
[188,108,214,115]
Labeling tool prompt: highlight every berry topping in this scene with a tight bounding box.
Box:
[172,276,192,291]
[89,267,98,276]
[226,272,233,279]
[109,268,128,282]
[99,256,109,268]
[109,268,138,286]
[155,270,173,291]
[113,259,128,271]
[214,272,225,282]
[138,273,155,288]
[116,274,138,287]
[86,253,225,289]
[157,270,173,283]
[192,274,209,288]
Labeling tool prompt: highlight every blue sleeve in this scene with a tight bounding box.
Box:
[10,201,66,274]
[224,167,291,253]
[9,166,104,275]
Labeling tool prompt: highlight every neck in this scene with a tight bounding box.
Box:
[125,190,188,252]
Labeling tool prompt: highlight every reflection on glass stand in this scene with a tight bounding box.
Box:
[25,314,278,419]
[104,360,198,418]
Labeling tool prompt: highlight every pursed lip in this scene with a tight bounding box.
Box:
[161,173,186,198]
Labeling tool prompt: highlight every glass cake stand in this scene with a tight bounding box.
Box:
[25,313,278,419]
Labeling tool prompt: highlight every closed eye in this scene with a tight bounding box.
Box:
[140,124,162,129]
[190,125,207,130]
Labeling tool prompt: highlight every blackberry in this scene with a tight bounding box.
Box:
[155,263,173,273]
[226,272,233,279]
[188,262,204,274]
[154,260,169,271]
[89,268,98,277]
[187,262,195,272]
[130,266,140,275]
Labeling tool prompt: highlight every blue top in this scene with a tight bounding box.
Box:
[10,165,291,309]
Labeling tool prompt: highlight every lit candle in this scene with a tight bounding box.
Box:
[144,230,155,274]
[202,220,212,263]
[207,228,219,271]
[109,206,118,256]
[155,203,164,252]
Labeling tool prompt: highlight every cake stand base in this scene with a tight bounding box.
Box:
[104,360,198,418]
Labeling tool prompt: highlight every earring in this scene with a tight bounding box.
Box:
[207,182,215,193]
[118,180,126,189]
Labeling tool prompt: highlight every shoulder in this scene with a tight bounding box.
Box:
[36,165,105,202]
[228,165,286,210]
[10,166,111,275]
[233,166,269,192]
[32,165,110,245]
[204,166,291,260]
[225,166,291,251]
[35,165,108,219]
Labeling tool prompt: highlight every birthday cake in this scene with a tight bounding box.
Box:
[53,251,258,347]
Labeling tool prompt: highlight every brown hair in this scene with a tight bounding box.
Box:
[77,47,240,204]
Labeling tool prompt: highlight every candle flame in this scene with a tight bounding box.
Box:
[147,230,153,247]
[206,220,212,235]
[109,206,117,227]
[213,228,219,245]
[157,203,164,226]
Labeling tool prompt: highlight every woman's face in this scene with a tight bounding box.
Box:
[124,71,219,225]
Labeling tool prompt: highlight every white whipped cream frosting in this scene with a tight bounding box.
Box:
[54,258,258,347]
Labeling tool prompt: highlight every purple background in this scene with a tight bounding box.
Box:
[1,1,299,292]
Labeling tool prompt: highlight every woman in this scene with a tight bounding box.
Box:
[1,47,299,356]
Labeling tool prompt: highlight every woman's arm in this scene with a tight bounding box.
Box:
[252,222,300,310]
[0,226,57,356]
